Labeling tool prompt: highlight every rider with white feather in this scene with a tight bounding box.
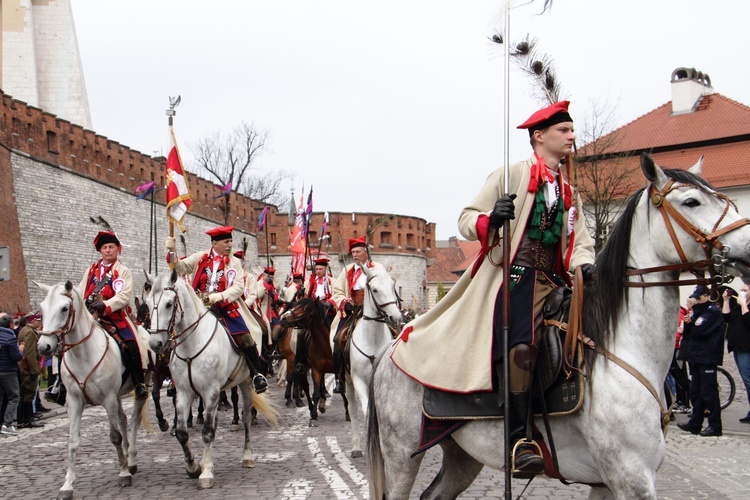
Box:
[165,225,267,393]
[391,101,596,477]
[80,231,148,400]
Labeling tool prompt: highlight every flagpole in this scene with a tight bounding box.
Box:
[264,217,270,269]
[148,172,154,274]
[501,5,512,499]
[166,99,178,269]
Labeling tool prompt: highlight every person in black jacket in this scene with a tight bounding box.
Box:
[1,312,24,435]
[722,284,750,424]
[677,285,725,436]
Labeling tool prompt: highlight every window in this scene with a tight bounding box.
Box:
[380,231,393,248]
[406,233,415,249]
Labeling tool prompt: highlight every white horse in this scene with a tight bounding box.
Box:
[146,270,279,490]
[367,153,750,499]
[345,263,402,458]
[36,280,153,500]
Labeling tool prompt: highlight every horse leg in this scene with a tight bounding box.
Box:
[342,392,350,422]
[239,381,256,468]
[293,362,305,408]
[198,391,219,489]
[105,395,132,488]
[196,397,205,425]
[174,391,201,479]
[297,368,317,427]
[421,439,483,500]
[152,371,169,432]
[314,370,326,414]
[127,390,149,474]
[588,486,616,499]
[346,376,363,458]
[230,386,240,431]
[58,396,84,500]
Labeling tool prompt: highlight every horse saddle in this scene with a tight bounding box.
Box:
[422,287,584,420]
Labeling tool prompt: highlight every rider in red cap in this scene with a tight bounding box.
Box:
[80,231,148,400]
[166,226,268,393]
[329,236,375,394]
[391,101,595,476]
[307,257,336,328]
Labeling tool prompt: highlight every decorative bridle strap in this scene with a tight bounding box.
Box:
[62,333,111,406]
[172,317,220,397]
[578,334,671,433]
[625,182,750,290]
[39,292,77,339]
[364,280,399,323]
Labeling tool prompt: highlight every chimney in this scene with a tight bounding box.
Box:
[448,236,459,248]
[671,67,713,115]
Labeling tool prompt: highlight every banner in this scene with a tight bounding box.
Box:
[165,129,192,231]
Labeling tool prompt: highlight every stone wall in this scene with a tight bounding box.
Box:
[11,151,258,310]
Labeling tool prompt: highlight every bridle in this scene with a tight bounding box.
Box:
[280,299,319,331]
[625,179,750,296]
[38,290,109,404]
[362,277,401,325]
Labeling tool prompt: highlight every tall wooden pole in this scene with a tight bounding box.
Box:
[501,6,512,500]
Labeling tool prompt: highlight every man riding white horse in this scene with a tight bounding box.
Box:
[391,101,595,476]
[80,231,148,400]
[331,236,380,394]
[165,225,268,394]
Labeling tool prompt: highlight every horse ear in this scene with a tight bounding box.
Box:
[65,280,74,293]
[361,263,374,279]
[134,297,141,308]
[688,155,704,176]
[640,152,668,187]
[33,281,51,293]
[143,269,155,286]
[170,268,178,284]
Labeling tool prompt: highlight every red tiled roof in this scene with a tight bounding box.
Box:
[426,240,482,282]
[577,93,750,194]
[589,94,750,153]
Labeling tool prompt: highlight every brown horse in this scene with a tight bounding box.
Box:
[280,297,349,426]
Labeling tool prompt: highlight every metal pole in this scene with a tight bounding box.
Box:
[148,172,154,274]
[501,6,513,500]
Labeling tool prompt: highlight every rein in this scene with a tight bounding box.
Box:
[353,277,401,364]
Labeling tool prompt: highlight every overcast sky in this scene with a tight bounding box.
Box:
[71,0,750,240]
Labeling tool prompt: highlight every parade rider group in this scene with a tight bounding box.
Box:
[59,100,598,480]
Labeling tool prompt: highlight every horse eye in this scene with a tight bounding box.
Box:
[683,198,700,208]
[166,301,173,309]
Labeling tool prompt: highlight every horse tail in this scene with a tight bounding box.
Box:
[252,391,281,429]
[139,393,154,433]
[367,346,389,500]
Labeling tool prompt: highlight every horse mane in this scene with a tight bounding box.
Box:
[582,168,714,352]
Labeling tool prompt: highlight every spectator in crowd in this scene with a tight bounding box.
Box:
[16,312,44,428]
[1,311,24,435]
[722,284,750,424]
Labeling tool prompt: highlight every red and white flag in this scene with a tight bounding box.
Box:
[166,129,192,231]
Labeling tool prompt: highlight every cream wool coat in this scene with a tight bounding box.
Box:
[173,251,263,350]
[391,155,594,393]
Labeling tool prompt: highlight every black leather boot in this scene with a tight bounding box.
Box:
[241,344,268,394]
[124,341,148,401]
[332,346,345,394]
[509,392,543,477]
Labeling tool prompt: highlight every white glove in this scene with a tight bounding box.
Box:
[165,236,176,251]
[208,293,223,305]
[740,291,747,301]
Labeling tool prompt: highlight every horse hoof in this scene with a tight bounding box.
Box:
[118,475,132,487]
[186,466,202,479]
[195,416,204,426]
[351,450,363,458]
[309,419,318,428]
[318,404,326,414]
[129,465,138,475]
[187,421,193,428]
[285,400,295,408]
[170,428,176,437]
[198,477,214,490]
[158,420,170,432]
[57,490,73,500]
[345,414,351,422]
[230,423,240,432]
[242,458,256,468]
[251,416,259,426]
[295,399,305,408]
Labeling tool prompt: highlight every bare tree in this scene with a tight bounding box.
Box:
[192,121,292,207]
[575,99,638,252]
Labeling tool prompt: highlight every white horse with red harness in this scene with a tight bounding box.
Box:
[36,280,153,500]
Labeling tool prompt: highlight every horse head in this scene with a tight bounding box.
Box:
[640,152,750,282]
[37,280,87,356]
[146,269,206,353]
[361,264,403,328]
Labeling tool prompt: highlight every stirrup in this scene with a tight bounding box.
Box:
[511,439,544,479]
[253,374,268,394]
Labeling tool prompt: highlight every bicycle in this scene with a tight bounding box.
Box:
[666,364,736,411]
